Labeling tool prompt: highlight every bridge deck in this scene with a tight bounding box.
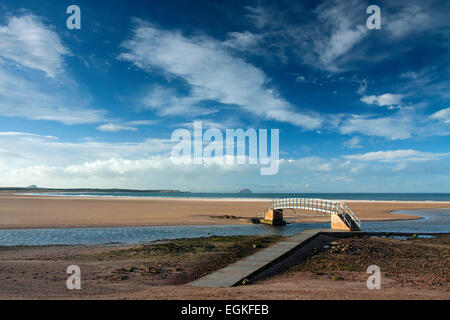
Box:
[188,229,359,288]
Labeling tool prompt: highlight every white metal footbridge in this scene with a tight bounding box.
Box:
[260,198,361,231]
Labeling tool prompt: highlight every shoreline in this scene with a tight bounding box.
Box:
[11,192,450,203]
[0,193,449,230]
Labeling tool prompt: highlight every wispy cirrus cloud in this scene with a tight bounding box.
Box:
[223,31,264,52]
[118,19,323,129]
[339,111,415,140]
[431,107,450,124]
[384,3,434,38]
[0,66,106,124]
[339,104,450,140]
[0,14,107,125]
[241,0,449,73]
[0,131,174,168]
[97,123,138,132]
[0,15,68,78]
[97,120,158,132]
[345,149,448,162]
[140,85,219,117]
[242,0,369,72]
[310,0,368,72]
[245,6,272,29]
[0,131,57,139]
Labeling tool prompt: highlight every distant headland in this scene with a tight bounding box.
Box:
[0,186,189,193]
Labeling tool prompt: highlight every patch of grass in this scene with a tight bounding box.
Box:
[70,235,282,262]
[287,234,450,289]
[331,275,343,281]
[290,235,450,273]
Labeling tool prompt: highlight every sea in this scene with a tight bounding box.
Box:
[15,192,450,201]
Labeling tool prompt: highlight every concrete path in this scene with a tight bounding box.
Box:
[188,229,352,288]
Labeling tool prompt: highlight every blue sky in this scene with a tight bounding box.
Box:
[0,0,449,192]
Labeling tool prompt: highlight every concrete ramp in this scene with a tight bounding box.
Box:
[188,229,346,288]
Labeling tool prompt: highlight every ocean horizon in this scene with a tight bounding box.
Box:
[16,192,450,201]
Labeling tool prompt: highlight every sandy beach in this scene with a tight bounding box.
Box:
[0,193,449,229]
[0,194,448,300]
[0,234,448,300]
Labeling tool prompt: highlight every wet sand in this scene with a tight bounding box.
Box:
[0,193,450,229]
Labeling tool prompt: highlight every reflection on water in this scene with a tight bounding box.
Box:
[0,208,448,246]
[370,235,436,240]
[0,223,326,246]
[364,208,450,233]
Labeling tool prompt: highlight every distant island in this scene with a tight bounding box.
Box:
[237,188,252,194]
[0,187,189,193]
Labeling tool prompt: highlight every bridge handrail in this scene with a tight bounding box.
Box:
[340,202,361,230]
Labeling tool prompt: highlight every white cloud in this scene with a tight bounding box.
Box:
[0,67,106,124]
[0,132,448,192]
[0,131,57,139]
[97,123,138,132]
[361,94,403,108]
[178,119,241,131]
[0,15,107,125]
[0,15,69,78]
[241,1,447,73]
[286,0,370,72]
[340,113,414,140]
[223,31,263,51]
[430,107,450,124]
[126,120,158,126]
[356,79,367,95]
[315,26,367,71]
[385,4,433,38]
[345,149,448,162]
[279,0,369,72]
[245,6,272,29]
[0,131,174,168]
[345,136,363,149]
[2,150,447,191]
[141,85,218,116]
[119,20,323,129]
[96,120,158,132]
[399,71,419,80]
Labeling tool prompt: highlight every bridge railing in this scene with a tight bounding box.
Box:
[265,198,361,230]
[339,202,361,230]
